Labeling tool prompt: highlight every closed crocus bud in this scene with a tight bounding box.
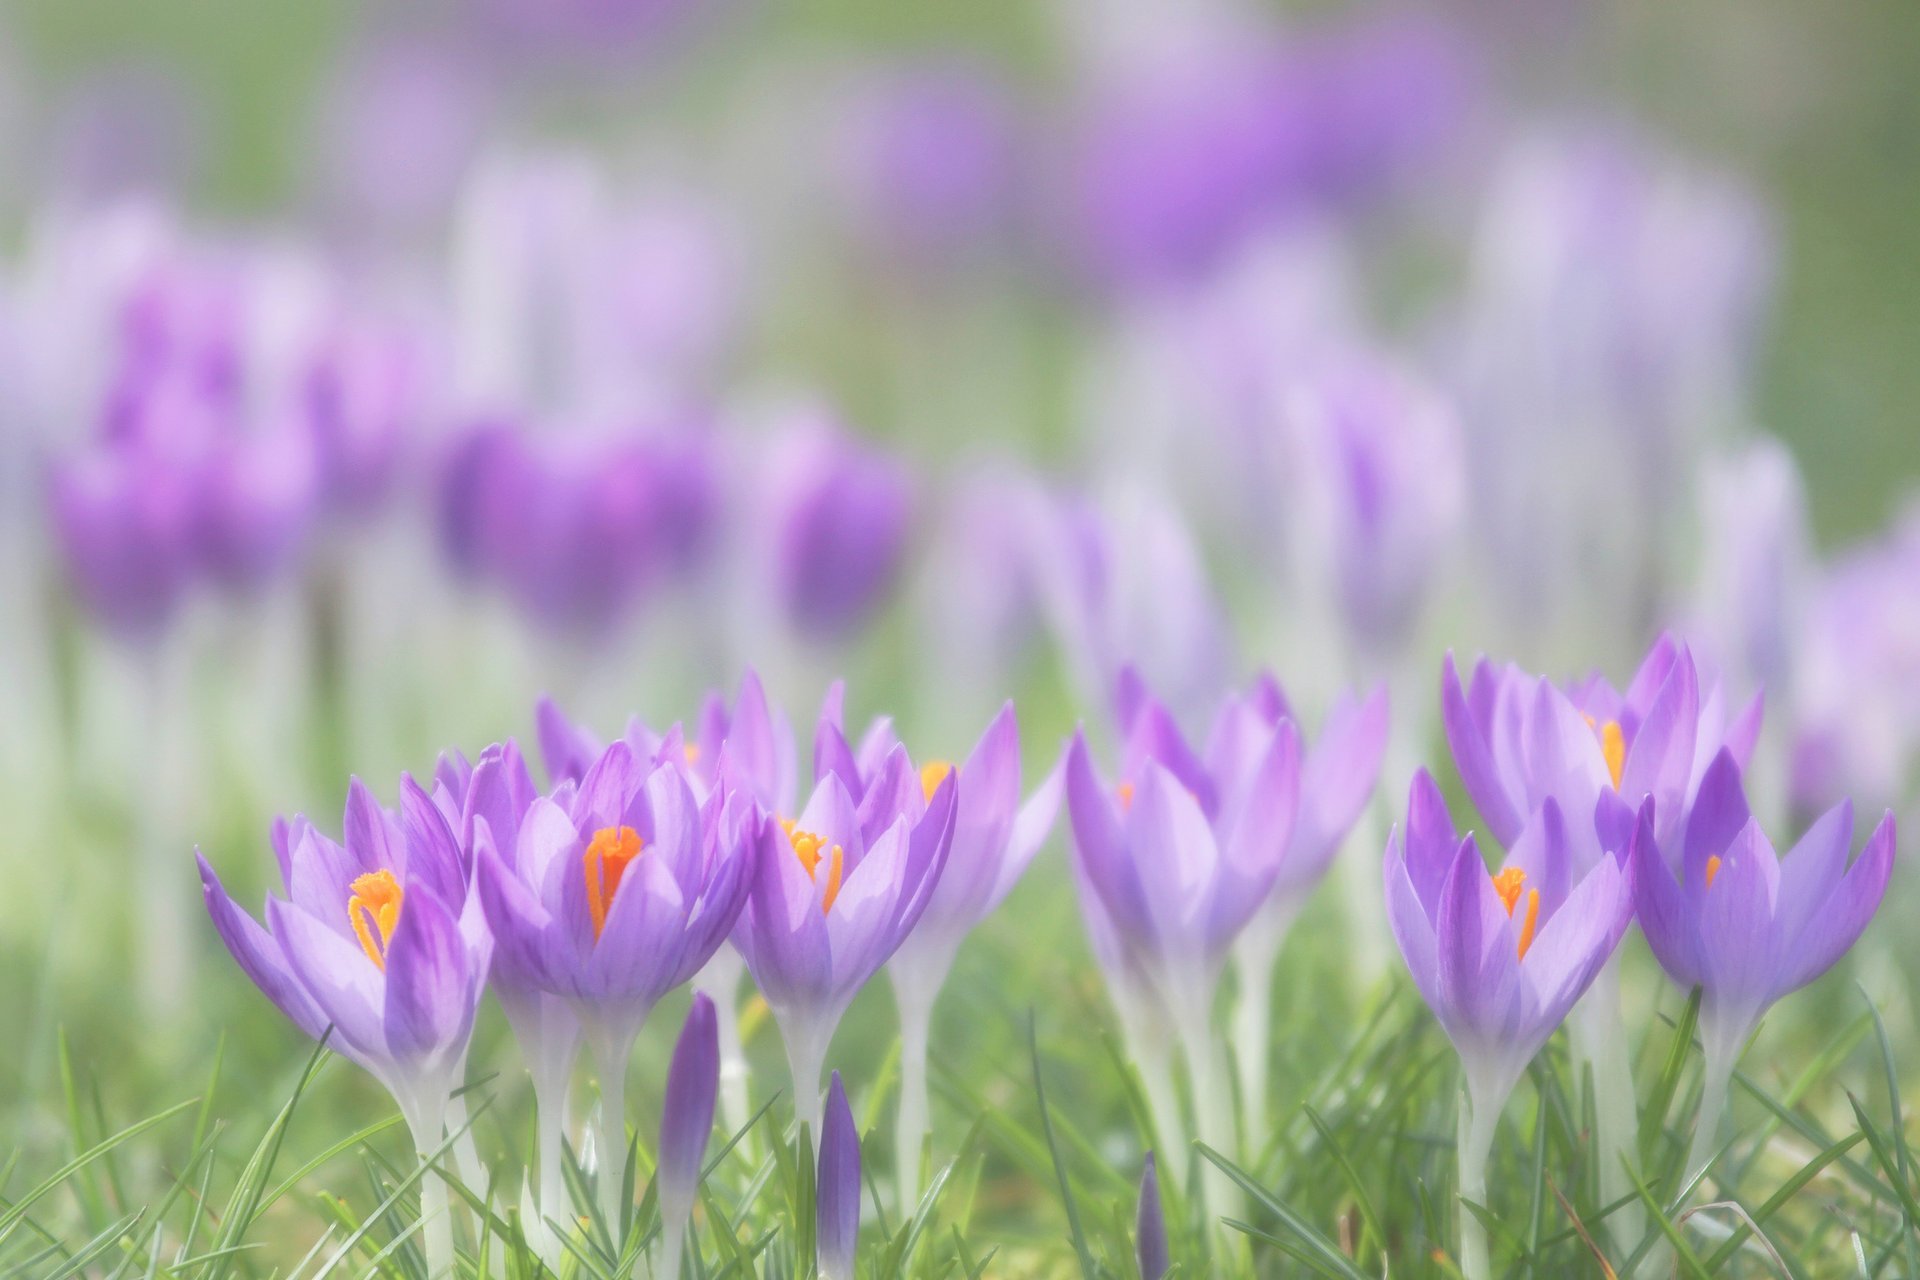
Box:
[656,993,719,1280]
[1136,1153,1169,1280]
[816,1072,860,1280]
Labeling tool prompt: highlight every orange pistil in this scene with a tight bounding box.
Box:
[1705,854,1722,889]
[683,742,702,765]
[1581,714,1629,790]
[1491,866,1541,961]
[1116,781,1136,810]
[348,870,404,970]
[583,825,645,941]
[785,824,846,914]
[919,760,954,802]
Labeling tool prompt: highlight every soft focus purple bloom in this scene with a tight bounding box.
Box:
[1066,12,1473,287]
[1442,635,1762,855]
[1633,755,1895,1062]
[656,992,719,1232]
[48,443,199,637]
[816,1071,861,1280]
[197,771,490,1121]
[1284,353,1465,653]
[1688,438,1809,699]
[300,319,423,518]
[764,417,914,643]
[836,59,1021,263]
[438,421,718,633]
[911,469,1050,709]
[1136,1152,1170,1280]
[1383,769,1635,1108]
[731,725,957,1130]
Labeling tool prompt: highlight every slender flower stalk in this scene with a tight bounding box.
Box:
[1630,753,1894,1183]
[1383,772,1635,1280]
[655,994,719,1280]
[816,1072,861,1280]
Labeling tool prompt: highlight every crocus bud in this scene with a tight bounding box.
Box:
[1136,1152,1169,1280]
[657,993,719,1226]
[816,1072,860,1280]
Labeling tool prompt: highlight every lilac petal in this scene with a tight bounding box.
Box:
[270,817,298,890]
[1293,683,1389,874]
[1384,835,1444,1016]
[854,717,900,782]
[1506,798,1573,922]
[287,820,361,933]
[574,740,640,834]
[1402,769,1458,912]
[1723,690,1765,769]
[1682,750,1751,886]
[1592,788,1640,868]
[814,718,864,800]
[585,853,687,1005]
[1773,812,1895,997]
[740,816,834,1010]
[1621,633,1680,721]
[985,756,1062,915]
[267,894,390,1060]
[642,763,705,893]
[537,697,602,786]
[1620,652,1700,843]
[1698,821,1782,1006]
[1632,805,1704,990]
[383,884,475,1065]
[400,774,466,903]
[1520,678,1611,818]
[1773,800,1855,946]
[197,854,328,1042]
[1248,671,1295,729]
[816,1071,861,1277]
[343,777,401,875]
[824,819,913,994]
[1434,835,1522,1044]
[657,993,719,1220]
[1442,652,1522,847]
[463,743,538,861]
[1520,855,1631,1036]
[1132,761,1225,961]
[730,669,798,816]
[1219,721,1300,907]
[476,835,565,993]
[1114,665,1150,733]
[1122,698,1219,819]
[795,771,867,865]
[1065,732,1154,944]
[888,769,958,943]
[854,744,918,855]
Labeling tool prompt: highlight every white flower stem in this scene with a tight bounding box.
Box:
[784,1021,830,1141]
[1132,1027,1187,1187]
[1685,1046,1736,1191]
[1170,974,1231,1218]
[590,1033,633,1240]
[1568,958,1643,1247]
[656,1217,687,1280]
[1456,1087,1501,1280]
[693,955,750,1137]
[402,1094,456,1280]
[534,1070,573,1245]
[1228,902,1299,1161]
[894,983,935,1214]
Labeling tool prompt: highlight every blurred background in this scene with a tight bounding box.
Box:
[3,0,1919,1266]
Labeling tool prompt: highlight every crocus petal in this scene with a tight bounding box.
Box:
[1384,833,1445,1016]
[814,717,864,801]
[476,834,567,994]
[1631,804,1705,990]
[1442,653,1523,847]
[1772,799,1854,946]
[1401,769,1459,911]
[343,776,402,875]
[400,774,466,904]
[1434,835,1522,1045]
[197,854,329,1042]
[986,754,1062,914]
[383,884,475,1066]
[816,1072,861,1280]
[1772,812,1894,997]
[1136,1153,1170,1280]
[1291,683,1389,875]
[1697,821,1782,1006]
[536,697,602,786]
[1065,732,1155,943]
[267,894,390,1060]
[1620,651,1700,844]
[1518,855,1631,1037]
[657,992,719,1222]
[1681,750,1750,886]
[1131,762,1223,962]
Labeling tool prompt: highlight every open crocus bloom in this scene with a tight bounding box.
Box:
[1442,633,1762,854]
[198,773,489,1133]
[1384,770,1635,1111]
[1633,750,1895,1074]
[732,759,956,1132]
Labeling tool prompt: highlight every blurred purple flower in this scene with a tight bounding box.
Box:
[655,992,718,1279]
[765,418,914,643]
[1136,1152,1170,1280]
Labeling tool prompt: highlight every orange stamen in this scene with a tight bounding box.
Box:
[1704,854,1722,889]
[583,825,644,941]
[683,742,701,765]
[919,760,953,802]
[1490,867,1539,961]
[785,824,845,914]
[347,870,404,970]
[1116,781,1136,810]
[1600,720,1626,790]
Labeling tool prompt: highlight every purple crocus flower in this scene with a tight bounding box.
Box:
[473,737,756,1227]
[764,416,914,643]
[1383,770,1635,1279]
[877,701,1060,1203]
[816,1071,861,1280]
[1064,676,1300,1202]
[1136,1152,1170,1280]
[47,441,200,638]
[1632,754,1894,1179]
[731,726,957,1134]
[1442,634,1763,856]
[198,771,490,1271]
[655,991,719,1280]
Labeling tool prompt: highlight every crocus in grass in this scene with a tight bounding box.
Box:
[656,992,719,1280]
[871,701,1060,1206]
[1384,770,1635,1280]
[474,737,755,1230]
[1219,671,1388,1149]
[198,772,490,1276]
[1632,752,1895,1182]
[1136,1152,1170,1280]
[1064,676,1300,1203]
[731,719,957,1135]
